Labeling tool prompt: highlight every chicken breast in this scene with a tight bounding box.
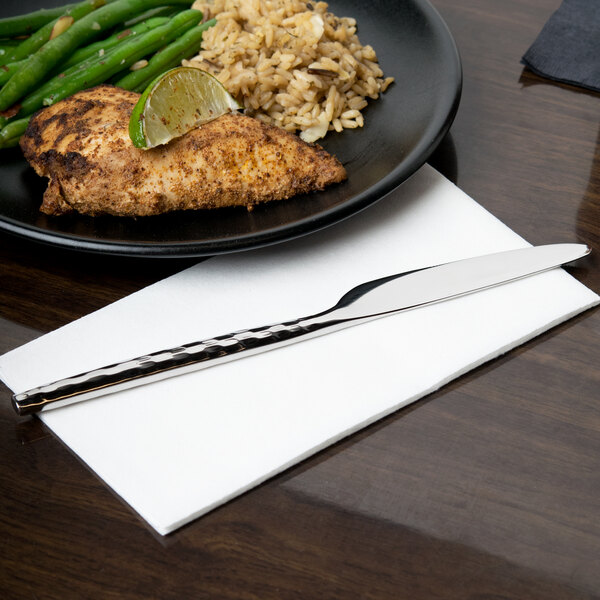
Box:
[20,85,347,216]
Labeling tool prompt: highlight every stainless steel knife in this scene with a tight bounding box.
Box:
[12,243,590,416]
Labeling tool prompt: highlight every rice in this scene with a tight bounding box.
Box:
[185,0,393,142]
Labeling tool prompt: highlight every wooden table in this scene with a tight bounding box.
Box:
[1,0,599,597]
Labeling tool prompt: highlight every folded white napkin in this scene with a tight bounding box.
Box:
[1,165,597,535]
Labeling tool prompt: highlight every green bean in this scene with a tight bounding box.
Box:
[61,16,170,70]
[0,16,171,86]
[0,115,29,144]
[0,135,20,148]
[0,0,193,111]
[116,18,215,91]
[123,5,181,27]
[0,3,80,38]
[3,0,107,65]
[0,41,21,53]
[0,61,20,86]
[0,44,19,63]
[18,10,202,117]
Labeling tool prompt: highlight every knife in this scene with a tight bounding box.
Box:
[12,243,590,416]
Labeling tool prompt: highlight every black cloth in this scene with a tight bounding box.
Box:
[521,0,600,92]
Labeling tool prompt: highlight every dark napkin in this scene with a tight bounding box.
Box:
[521,0,600,92]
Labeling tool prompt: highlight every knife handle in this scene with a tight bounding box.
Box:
[12,313,340,416]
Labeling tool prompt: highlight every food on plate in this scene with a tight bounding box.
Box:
[0,0,393,148]
[0,1,211,148]
[1,1,105,66]
[186,0,394,141]
[20,85,347,216]
[0,0,193,113]
[2,0,391,217]
[128,66,241,149]
[0,3,82,37]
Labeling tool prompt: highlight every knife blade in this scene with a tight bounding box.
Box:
[12,243,590,416]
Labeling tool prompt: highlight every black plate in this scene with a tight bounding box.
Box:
[0,0,461,257]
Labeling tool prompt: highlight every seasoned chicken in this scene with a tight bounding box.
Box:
[20,85,347,216]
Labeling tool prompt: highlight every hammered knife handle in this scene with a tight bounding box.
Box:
[12,315,337,416]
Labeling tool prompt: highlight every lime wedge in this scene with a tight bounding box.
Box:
[129,67,241,149]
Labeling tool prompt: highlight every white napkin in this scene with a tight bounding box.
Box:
[1,165,598,535]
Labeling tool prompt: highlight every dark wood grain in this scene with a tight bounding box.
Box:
[1,0,599,598]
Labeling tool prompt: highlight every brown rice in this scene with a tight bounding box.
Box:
[186,0,393,142]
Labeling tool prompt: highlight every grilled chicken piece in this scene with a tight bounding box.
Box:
[20,85,346,216]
